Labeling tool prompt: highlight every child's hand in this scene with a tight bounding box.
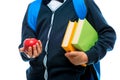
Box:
[19,40,42,58]
[65,51,88,66]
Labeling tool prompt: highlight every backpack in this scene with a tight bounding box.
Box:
[27,0,87,31]
[27,0,100,80]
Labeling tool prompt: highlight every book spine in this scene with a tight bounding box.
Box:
[61,21,77,52]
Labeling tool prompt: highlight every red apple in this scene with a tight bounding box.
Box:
[23,38,38,50]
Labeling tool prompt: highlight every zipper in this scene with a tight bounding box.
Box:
[43,12,55,80]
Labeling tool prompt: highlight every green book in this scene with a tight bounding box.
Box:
[72,19,98,51]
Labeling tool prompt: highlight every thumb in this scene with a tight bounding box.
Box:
[19,47,25,52]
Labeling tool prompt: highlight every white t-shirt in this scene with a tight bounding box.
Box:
[47,0,66,12]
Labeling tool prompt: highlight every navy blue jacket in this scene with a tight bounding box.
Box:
[19,0,116,80]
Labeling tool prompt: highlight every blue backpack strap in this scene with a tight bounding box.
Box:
[93,62,100,80]
[27,0,42,31]
[72,0,87,20]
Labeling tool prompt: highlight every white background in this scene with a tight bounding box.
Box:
[0,0,119,80]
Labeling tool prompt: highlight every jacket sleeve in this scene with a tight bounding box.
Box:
[85,0,116,64]
[18,3,37,61]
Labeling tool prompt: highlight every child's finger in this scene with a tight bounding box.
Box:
[37,41,42,54]
[32,45,38,58]
[65,52,78,58]
[27,47,33,58]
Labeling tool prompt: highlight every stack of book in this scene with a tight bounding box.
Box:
[62,19,98,52]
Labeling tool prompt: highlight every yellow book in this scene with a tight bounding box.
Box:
[62,20,87,67]
[61,21,77,52]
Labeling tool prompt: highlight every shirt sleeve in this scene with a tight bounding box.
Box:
[85,0,116,64]
[18,3,37,61]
